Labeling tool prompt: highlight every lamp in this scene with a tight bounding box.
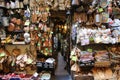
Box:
[64,24,67,31]
[63,24,68,33]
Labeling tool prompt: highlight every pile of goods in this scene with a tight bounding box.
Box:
[94,50,110,67]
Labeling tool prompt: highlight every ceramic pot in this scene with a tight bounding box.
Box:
[10,1,15,9]
[72,0,79,5]
[6,2,10,9]
[12,47,21,56]
[8,23,15,32]
[2,17,9,26]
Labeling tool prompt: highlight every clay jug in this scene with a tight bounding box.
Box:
[12,47,21,57]
[6,2,10,9]
[16,19,22,25]
[8,23,15,32]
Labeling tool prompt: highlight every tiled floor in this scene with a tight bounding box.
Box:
[54,52,72,80]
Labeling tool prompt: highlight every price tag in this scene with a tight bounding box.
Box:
[87,48,93,52]
[35,27,38,30]
[24,20,30,26]
[98,8,103,12]
[46,7,49,12]
[0,52,6,57]
[27,58,33,64]
[71,56,77,62]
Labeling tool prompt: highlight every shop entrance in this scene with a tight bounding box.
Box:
[53,22,71,80]
[50,10,71,79]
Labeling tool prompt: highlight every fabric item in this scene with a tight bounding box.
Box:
[10,1,15,9]
[71,25,77,41]
[45,58,55,64]
[81,38,89,46]
[71,63,80,72]
[80,51,94,63]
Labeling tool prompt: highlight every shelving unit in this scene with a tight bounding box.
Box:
[0,1,55,76]
[70,0,120,80]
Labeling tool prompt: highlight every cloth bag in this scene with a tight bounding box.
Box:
[71,63,80,72]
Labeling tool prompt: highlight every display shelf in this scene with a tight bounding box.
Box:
[79,62,94,67]
[13,30,25,33]
[77,42,120,47]
[70,0,120,80]
[36,57,55,74]
[37,51,52,59]
[0,6,6,9]
[4,42,27,45]
[0,5,24,10]
[71,71,94,80]
[7,8,24,10]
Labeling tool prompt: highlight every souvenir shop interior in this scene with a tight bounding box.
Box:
[0,0,120,80]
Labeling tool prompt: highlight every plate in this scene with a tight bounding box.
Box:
[100,0,109,8]
[102,12,109,23]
